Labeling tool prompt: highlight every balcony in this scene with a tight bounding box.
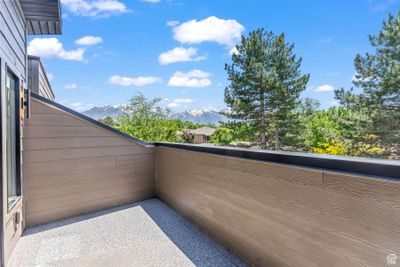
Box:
[9,199,246,266]
[6,93,400,267]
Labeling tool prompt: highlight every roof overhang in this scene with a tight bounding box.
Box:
[19,0,62,35]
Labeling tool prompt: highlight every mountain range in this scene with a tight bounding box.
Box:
[82,106,228,125]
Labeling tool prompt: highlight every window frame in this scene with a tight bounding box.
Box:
[4,65,22,212]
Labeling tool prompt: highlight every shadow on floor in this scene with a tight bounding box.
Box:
[21,199,247,267]
[140,200,247,267]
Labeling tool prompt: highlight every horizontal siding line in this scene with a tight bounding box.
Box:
[30,112,71,115]
[32,113,82,116]
[25,189,154,226]
[27,155,117,165]
[27,177,155,201]
[0,2,26,54]
[3,0,25,46]
[25,124,106,127]
[25,134,114,138]
[26,155,152,169]
[22,136,124,140]
[25,125,108,129]
[26,185,154,214]
[26,153,153,164]
[0,26,25,72]
[23,144,143,152]
[10,0,26,31]
[25,169,153,188]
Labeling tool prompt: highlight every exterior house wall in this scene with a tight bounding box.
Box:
[0,1,26,263]
[194,134,206,144]
[23,98,155,227]
[155,147,400,267]
[27,56,54,100]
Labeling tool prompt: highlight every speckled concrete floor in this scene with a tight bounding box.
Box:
[8,199,247,267]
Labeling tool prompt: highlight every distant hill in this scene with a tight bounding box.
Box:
[83,106,124,120]
[83,106,228,125]
[173,109,228,125]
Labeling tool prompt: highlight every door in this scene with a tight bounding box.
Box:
[5,71,20,208]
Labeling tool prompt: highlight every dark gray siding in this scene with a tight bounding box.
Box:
[28,56,54,100]
[0,0,26,264]
[0,0,27,81]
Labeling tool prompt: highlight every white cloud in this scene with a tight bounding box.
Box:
[168,69,211,88]
[69,102,95,111]
[108,75,161,86]
[61,0,128,17]
[167,98,194,108]
[75,36,103,46]
[314,84,334,92]
[28,38,85,61]
[166,20,179,27]
[168,102,179,108]
[142,0,160,3]
[171,16,244,49]
[174,98,193,104]
[159,47,206,65]
[65,83,78,89]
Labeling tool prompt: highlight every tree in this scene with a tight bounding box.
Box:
[224,28,310,149]
[335,11,400,146]
[211,128,234,146]
[99,116,115,127]
[114,93,179,142]
[112,93,204,143]
[180,130,194,143]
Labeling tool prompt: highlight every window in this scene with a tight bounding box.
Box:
[6,70,20,207]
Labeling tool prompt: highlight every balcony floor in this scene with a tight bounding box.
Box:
[8,199,247,267]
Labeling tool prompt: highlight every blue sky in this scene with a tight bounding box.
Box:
[27,0,399,112]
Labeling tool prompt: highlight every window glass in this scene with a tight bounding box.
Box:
[6,72,19,206]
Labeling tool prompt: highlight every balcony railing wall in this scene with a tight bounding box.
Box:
[20,94,400,267]
[155,146,400,267]
[23,98,155,227]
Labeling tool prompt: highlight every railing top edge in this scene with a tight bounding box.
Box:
[154,142,400,180]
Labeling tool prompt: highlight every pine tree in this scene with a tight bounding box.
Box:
[224,29,310,149]
[336,11,400,145]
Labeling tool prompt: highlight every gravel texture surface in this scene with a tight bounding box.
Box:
[8,199,247,267]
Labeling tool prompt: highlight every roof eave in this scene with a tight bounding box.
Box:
[19,0,62,35]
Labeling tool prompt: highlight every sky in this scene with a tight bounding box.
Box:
[27,0,399,112]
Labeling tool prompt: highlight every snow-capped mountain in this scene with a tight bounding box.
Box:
[83,105,124,120]
[83,106,228,125]
[173,109,228,125]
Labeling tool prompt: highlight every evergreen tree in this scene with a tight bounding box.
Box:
[224,29,310,148]
[336,11,400,145]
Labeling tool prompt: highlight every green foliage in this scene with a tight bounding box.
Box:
[99,116,115,127]
[220,121,254,142]
[297,106,386,158]
[335,11,400,146]
[224,28,309,148]
[113,93,201,142]
[211,128,234,146]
